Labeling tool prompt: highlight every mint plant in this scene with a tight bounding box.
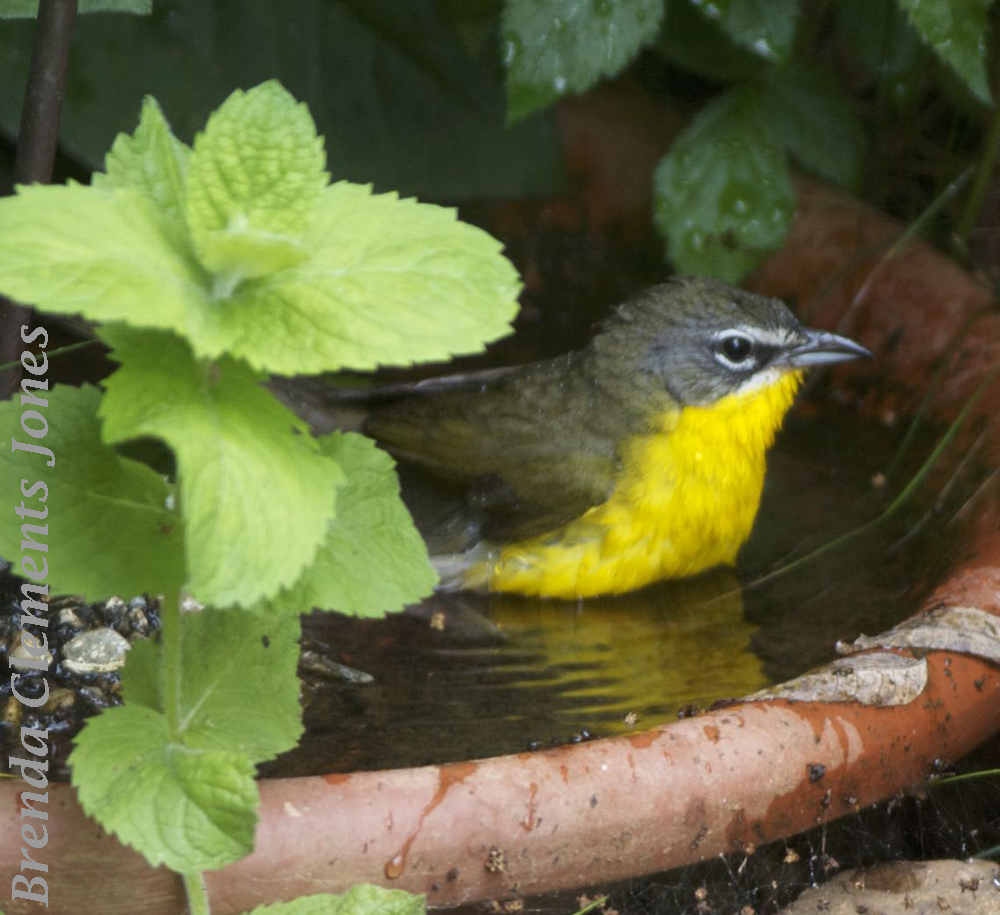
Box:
[0,80,520,912]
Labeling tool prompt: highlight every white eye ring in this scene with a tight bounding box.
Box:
[713,332,756,370]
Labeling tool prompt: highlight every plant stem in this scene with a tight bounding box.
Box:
[14,0,78,184]
[927,767,1000,788]
[956,100,1000,247]
[182,872,211,915]
[1,0,79,399]
[572,895,609,915]
[161,582,183,739]
[0,339,99,374]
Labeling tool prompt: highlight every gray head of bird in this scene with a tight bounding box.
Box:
[590,276,871,406]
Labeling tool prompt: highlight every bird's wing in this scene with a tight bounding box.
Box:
[365,376,620,542]
[466,452,618,541]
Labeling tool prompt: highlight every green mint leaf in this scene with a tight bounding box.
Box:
[185,81,327,279]
[895,0,991,103]
[70,704,258,871]
[503,0,664,121]
[0,182,211,342]
[0,383,183,599]
[120,634,160,711]
[657,0,766,82]
[688,0,798,63]
[270,433,436,618]
[1,0,149,16]
[202,233,311,284]
[94,95,190,231]
[759,62,866,188]
[213,181,521,374]
[0,93,520,377]
[653,88,794,282]
[124,608,302,763]
[247,884,426,915]
[98,327,342,607]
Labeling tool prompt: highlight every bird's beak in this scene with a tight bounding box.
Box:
[778,329,872,368]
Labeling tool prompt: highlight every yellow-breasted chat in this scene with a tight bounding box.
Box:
[283,276,871,600]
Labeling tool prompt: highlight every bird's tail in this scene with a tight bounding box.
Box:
[431,543,496,593]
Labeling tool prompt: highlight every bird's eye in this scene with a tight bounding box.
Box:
[715,333,755,368]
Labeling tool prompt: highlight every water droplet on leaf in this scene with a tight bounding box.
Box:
[503,34,522,67]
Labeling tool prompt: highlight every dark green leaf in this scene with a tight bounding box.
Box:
[895,0,992,103]
[835,0,924,103]
[503,0,664,120]
[657,0,766,82]
[688,0,798,64]
[759,62,866,187]
[653,88,794,282]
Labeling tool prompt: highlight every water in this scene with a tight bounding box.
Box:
[265,403,941,778]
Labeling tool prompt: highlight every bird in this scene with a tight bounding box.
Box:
[359,276,871,600]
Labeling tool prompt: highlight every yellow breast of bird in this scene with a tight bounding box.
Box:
[480,370,804,598]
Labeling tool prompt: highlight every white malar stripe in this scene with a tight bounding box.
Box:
[733,364,785,395]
